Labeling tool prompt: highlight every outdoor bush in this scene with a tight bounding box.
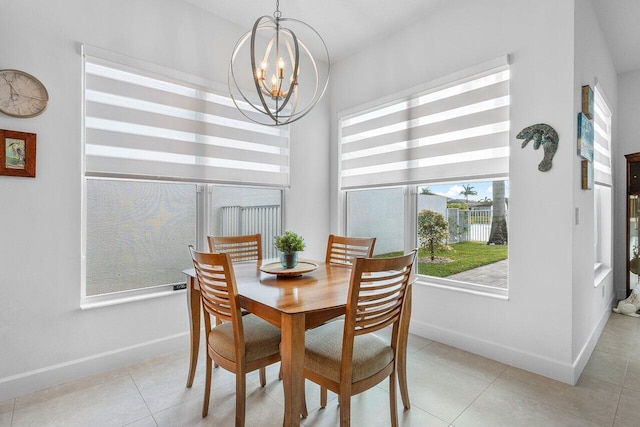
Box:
[417,209,450,261]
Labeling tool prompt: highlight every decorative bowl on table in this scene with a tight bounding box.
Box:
[260,260,318,277]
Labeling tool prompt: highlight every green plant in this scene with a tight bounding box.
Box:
[417,209,450,261]
[274,231,306,254]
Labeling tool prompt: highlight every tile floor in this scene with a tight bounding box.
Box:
[3,313,640,426]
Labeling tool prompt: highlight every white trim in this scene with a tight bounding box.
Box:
[416,277,509,299]
[80,283,185,309]
[0,331,189,401]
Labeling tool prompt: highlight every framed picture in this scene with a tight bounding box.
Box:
[581,85,594,119]
[577,112,594,162]
[0,129,36,178]
[581,159,593,190]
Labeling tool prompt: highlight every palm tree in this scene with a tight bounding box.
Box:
[488,181,508,244]
[459,184,477,202]
[420,187,434,195]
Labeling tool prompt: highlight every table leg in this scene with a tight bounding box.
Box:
[398,284,412,410]
[280,313,305,427]
[186,275,201,388]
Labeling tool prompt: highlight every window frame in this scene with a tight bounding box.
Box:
[338,57,510,299]
[80,46,289,308]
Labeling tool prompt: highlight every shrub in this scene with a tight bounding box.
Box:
[417,209,450,261]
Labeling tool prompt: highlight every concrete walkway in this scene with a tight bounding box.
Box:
[446,259,508,288]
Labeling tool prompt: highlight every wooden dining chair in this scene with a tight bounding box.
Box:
[208,234,262,263]
[189,246,281,425]
[303,250,417,427]
[325,234,376,266]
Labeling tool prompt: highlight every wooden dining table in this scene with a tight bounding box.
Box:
[183,259,414,427]
[184,260,353,426]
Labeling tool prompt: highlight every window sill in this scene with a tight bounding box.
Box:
[81,283,186,310]
[415,276,509,300]
[593,266,612,288]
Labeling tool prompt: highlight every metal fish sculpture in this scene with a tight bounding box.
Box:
[517,123,559,172]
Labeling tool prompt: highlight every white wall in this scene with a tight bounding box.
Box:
[617,71,640,297]
[571,0,617,375]
[329,0,607,383]
[0,0,329,400]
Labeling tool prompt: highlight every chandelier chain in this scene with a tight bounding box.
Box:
[273,0,282,19]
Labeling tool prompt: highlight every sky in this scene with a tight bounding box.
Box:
[421,180,509,202]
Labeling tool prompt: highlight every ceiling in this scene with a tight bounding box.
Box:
[184,0,640,74]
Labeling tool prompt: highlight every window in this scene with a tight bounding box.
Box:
[346,187,404,256]
[340,57,509,295]
[593,85,613,275]
[82,46,287,304]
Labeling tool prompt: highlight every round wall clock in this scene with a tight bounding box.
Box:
[0,69,49,118]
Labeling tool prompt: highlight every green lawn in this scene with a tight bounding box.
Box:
[378,241,507,277]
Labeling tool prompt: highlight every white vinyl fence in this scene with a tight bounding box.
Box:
[447,208,497,243]
[220,205,281,258]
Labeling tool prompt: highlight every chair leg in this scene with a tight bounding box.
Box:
[278,363,282,380]
[236,374,246,427]
[320,386,328,408]
[338,393,350,427]
[397,349,410,410]
[214,317,222,369]
[301,386,308,418]
[389,373,398,427]
[202,355,212,417]
[259,367,266,387]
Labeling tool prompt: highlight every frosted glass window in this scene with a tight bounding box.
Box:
[86,179,196,296]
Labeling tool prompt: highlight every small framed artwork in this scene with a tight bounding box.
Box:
[581,85,594,119]
[577,112,594,162]
[0,129,37,178]
[581,159,593,190]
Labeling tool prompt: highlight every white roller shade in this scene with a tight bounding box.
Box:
[340,60,510,189]
[83,46,289,187]
[593,85,612,186]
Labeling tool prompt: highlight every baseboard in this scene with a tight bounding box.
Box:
[571,295,615,384]
[409,319,577,385]
[0,332,190,401]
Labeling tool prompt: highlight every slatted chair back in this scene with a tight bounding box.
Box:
[189,246,243,335]
[345,250,416,342]
[208,234,262,263]
[325,234,376,266]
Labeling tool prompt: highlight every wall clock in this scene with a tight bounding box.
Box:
[0,69,49,118]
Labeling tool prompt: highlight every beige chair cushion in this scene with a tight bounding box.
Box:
[208,314,281,363]
[304,320,393,383]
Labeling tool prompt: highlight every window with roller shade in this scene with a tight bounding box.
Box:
[340,57,510,295]
[82,46,287,304]
[593,84,613,275]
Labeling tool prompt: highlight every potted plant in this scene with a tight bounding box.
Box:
[274,231,306,268]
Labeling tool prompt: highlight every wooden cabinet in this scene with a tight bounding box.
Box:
[626,153,640,295]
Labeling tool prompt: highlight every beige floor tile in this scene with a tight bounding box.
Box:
[12,373,150,427]
[391,349,492,423]
[246,363,337,414]
[123,415,159,427]
[623,358,640,392]
[580,349,629,386]
[374,328,434,355]
[595,330,634,358]
[128,349,234,414]
[603,314,639,338]
[453,383,603,427]
[153,379,283,427]
[300,385,449,427]
[614,387,640,427]
[415,342,507,383]
[0,399,14,427]
[494,366,621,426]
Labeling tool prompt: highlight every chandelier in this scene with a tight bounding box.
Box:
[228,0,330,126]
